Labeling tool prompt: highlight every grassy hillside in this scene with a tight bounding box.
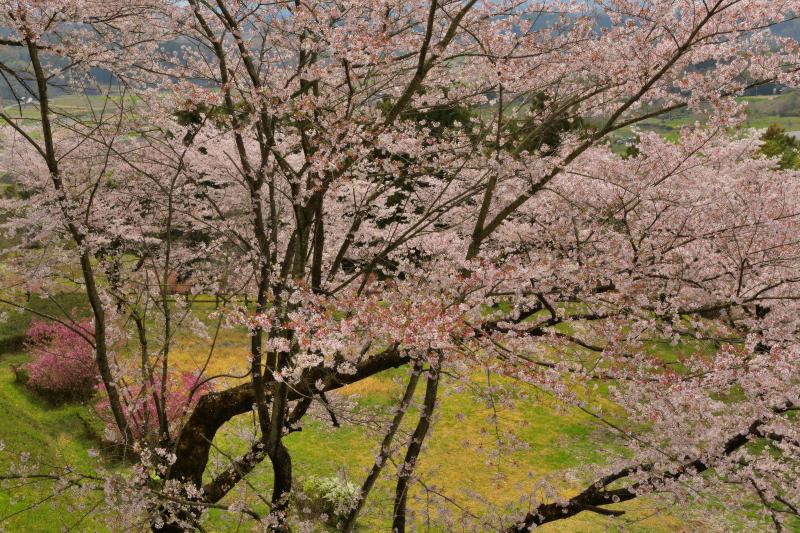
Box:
[0,296,694,532]
[140,309,685,531]
[0,351,111,532]
[605,89,800,150]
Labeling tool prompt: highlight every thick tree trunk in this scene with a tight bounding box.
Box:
[158,348,409,531]
[267,442,293,532]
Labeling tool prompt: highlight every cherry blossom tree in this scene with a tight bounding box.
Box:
[0,0,799,531]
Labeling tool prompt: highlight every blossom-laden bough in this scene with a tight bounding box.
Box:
[0,0,799,531]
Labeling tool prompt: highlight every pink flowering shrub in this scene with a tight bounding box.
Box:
[24,320,99,401]
[96,372,213,444]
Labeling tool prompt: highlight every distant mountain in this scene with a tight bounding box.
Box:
[772,18,800,40]
[1,13,798,102]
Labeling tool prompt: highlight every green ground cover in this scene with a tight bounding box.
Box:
[0,352,110,532]
[0,296,688,532]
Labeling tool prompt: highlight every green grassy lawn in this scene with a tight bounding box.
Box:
[200,366,681,533]
[0,293,110,530]
[0,295,686,532]
[625,113,800,139]
[0,292,764,531]
[0,352,111,532]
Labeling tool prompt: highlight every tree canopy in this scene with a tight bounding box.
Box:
[0,1,799,531]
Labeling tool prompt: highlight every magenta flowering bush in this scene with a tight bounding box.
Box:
[24,320,99,402]
[96,372,213,444]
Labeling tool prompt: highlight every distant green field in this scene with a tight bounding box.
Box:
[0,93,137,124]
[740,115,800,131]
[607,90,800,151]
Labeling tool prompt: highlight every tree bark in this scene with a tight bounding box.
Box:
[342,363,422,533]
[24,35,133,446]
[165,347,409,501]
[267,442,293,532]
[392,359,441,533]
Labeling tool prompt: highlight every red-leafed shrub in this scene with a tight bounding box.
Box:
[96,371,213,444]
[24,320,99,402]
